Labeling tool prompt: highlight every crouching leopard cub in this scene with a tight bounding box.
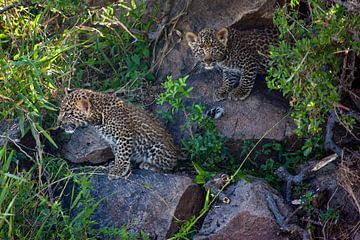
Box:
[185,26,278,101]
[57,89,179,179]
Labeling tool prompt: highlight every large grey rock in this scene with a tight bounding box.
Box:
[194,177,292,240]
[60,126,113,164]
[89,170,203,239]
[153,0,294,141]
[191,72,293,140]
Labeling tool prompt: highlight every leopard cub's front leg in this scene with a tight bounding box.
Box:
[228,63,257,101]
[107,143,132,180]
[214,85,230,102]
[214,70,241,102]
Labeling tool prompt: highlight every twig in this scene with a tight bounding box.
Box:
[150,0,173,69]
[311,153,338,172]
[338,161,360,215]
[0,0,29,14]
[42,170,55,202]
[0,94,14,102]
[285,52,309,83]
[0,134,34,161]
[150,0,192,73]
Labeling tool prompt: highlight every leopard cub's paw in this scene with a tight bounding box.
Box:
[139,162,161,172]
[213,90,226,102]
[108,168,131,180]
[228,90,250,101]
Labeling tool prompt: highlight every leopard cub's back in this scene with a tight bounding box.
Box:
[226,27,279,72]
[126,104,179,164]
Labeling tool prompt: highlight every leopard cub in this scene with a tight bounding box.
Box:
[57,89,179,179]
[186,26,278,101]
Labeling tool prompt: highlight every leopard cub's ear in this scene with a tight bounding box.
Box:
[76,99,91,115]
[216,28,229,46]
[185,32,198,48]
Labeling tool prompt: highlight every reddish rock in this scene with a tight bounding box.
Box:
[194,177,292,240]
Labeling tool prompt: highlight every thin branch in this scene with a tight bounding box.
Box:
[0,134,34,161]
[0,0,28,14]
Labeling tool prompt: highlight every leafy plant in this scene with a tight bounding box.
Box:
[157,75,233,176]
[267,0,360,153]
[320,207,339,224]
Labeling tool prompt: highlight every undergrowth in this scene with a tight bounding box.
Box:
[0,145,98,239]
[0,0,152,238]
[267,0,360,153]
[157,75,237,183]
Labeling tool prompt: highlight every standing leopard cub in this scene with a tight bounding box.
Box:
[57,89,179,179]
[185,27,278,101]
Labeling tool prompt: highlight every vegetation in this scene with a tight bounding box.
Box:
[267,0,360,153]
[1,0,359,239]
[157,75,237,181]
[0,0,152,238]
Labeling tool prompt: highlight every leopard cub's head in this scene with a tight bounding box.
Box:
[57,89,95,134]
[185,28,228,69]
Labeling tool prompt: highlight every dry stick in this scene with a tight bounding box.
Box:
[338,161,360,215]
[334,109,360,141]
[0,134,34,161]
[0,0,28,14]
[0,94,14,102]
[150,0,173,68]
[276,163,314,203]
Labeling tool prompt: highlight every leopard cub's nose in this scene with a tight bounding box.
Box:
[204,57,213,64]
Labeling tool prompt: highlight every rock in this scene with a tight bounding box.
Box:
[152,0,294,141]
[156,72,294,143]
[89,170,203,239]
[194,177,292,240]
[310,163,359,224]
[0,119,21,147]
[191,72,293,140]
[60,126,113,164]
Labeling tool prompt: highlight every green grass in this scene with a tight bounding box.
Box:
[0,0,153,238]
[0,145,96,239]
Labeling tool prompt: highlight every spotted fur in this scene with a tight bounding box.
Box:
[185,27,278,101]
[57,89,178,179]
